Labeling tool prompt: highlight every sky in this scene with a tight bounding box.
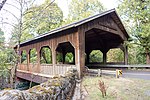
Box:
[0,0,119,42]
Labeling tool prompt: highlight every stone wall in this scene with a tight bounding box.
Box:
[0,69,77,100]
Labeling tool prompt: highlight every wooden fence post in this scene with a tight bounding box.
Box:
[116,69,119,78]
[98,69,102,77]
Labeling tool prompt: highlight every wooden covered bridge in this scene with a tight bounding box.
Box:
[15,9,129,83]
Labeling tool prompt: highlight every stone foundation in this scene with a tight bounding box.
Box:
[0,69,77,100]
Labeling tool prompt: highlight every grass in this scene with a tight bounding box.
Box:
[82,75,150,100]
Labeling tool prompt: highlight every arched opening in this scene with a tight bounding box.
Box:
[40,46,52,64]
[89,50,103,63]
[29,48,37,63]
[56,42,75,64]
[107,48,124,64]
[21,50,27,64]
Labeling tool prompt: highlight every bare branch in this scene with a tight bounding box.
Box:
[29,0,36,7]
[0,22,18,29]
[2,9,19,22]
[45,0,55,9]
[5,3,20,11]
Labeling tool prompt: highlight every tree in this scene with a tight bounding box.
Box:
[0,0,7,11]
[0,28,5,47]
[0,0,44,88]
[0,50,9,89]
[66,0,105,23]
[23,0,63,35]
[118,0,150,64]
[89,50,103,63]
[107,49,124,63]
[65,53,74,63]
[0,0,62,88]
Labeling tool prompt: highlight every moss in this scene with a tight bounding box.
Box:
[53,82,61,86]
[28,85,41,93]
[12,93,20,98]
[53,74,60,79]
[41,89,53,94]
[4,88,12,90]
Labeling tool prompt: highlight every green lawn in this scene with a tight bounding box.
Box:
[82,75,150,100]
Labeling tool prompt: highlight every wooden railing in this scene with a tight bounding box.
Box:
[18,64,28,71]
[40,64,76,75]
[17,64,76,76]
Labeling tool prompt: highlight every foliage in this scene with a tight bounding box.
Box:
[107,49,124,63]
[23,0,63,35]
[0,28,5,46]
[118,0,150,64]
[21,50,27,64]
[5,48,17,65]
[65,53,74,63]
[125,44,146,64]
[56,52,63,63]
[65,0,104,24]
[0,29,9,78]
[0,47,17,88]
[89,50,103,63]
[40,47,52,64]
[30,48,37,63]
[0,28,16,89]
[0,50,9,78]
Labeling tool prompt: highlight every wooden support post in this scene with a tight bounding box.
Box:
[19,51,22,64]
[98,69,102,77]
[75,29,85,78]
[37,49,41,73]
[52,42,56,75]
[27,50,30,71]
[62,52,66,64]
[124,46,128,65]
[116,69,119,78]
[103,51,107,64]
[52,51,56,65]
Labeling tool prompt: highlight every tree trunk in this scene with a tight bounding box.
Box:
[0,0,7,11]
[10,43,20,89]
[146,48,150,64]
[146,54,150,64]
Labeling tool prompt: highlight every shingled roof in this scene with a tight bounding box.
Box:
[15,9,129,48]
